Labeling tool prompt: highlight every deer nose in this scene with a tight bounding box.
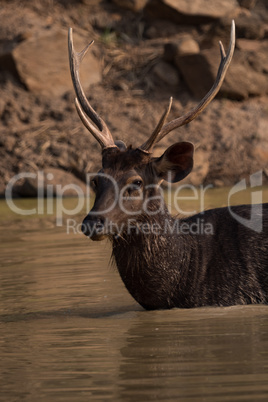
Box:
[81,215,106,238]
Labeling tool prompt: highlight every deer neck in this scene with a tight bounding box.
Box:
[111,209,189,309]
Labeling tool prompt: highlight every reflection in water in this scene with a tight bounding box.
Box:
[0,192,268,401]
[1,307,268,401]
[118,308,268,401]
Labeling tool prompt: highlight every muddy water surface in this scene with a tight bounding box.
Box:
[1,190,268,401]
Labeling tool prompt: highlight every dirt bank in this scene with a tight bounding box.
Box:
[0,0,267,197]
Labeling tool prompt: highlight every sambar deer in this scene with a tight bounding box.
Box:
[69,21,268,310]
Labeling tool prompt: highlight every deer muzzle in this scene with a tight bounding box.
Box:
[82,214,106,241]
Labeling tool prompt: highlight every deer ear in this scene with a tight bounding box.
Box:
[152,142,194,183]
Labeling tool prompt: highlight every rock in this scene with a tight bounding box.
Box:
[13,168,88,197]
[237,0,257,9]
[164,37,199,62]
[175,37,200,56]
[175,51,217,98]
[163,43,178,63]
[112,0,148,12]
[235,13,265,39]
[11,29,101,97]
[152,61,179,86]
[176,48,268,100]
[203,14,265,49]
[145,0,239,25]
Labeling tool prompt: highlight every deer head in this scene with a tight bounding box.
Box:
[68,22,235,241]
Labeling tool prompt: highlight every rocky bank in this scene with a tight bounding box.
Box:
[0,0,268,197]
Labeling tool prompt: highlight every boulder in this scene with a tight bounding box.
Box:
[152,61,179,86]
[145,0,239,25]
[176,48,268,100]
[235,13,265,39]
[174,37,200,56]
[164,36,199,63]
[202,14,265,49]
[11,29,101,97]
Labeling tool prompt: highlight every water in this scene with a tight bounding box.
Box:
[1,191,268,401]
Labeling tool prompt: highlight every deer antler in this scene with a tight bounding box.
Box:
[139,20,236,152]
[68,28,115,149]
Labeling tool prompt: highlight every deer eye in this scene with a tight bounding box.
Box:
[124,178,143,197]
[128,179,143,192]
[132,179,142,188]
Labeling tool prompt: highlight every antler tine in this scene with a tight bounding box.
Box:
[74,98,111,148]
[139,97,173,152]
[141,20,235,151]
[68,28,115,149]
